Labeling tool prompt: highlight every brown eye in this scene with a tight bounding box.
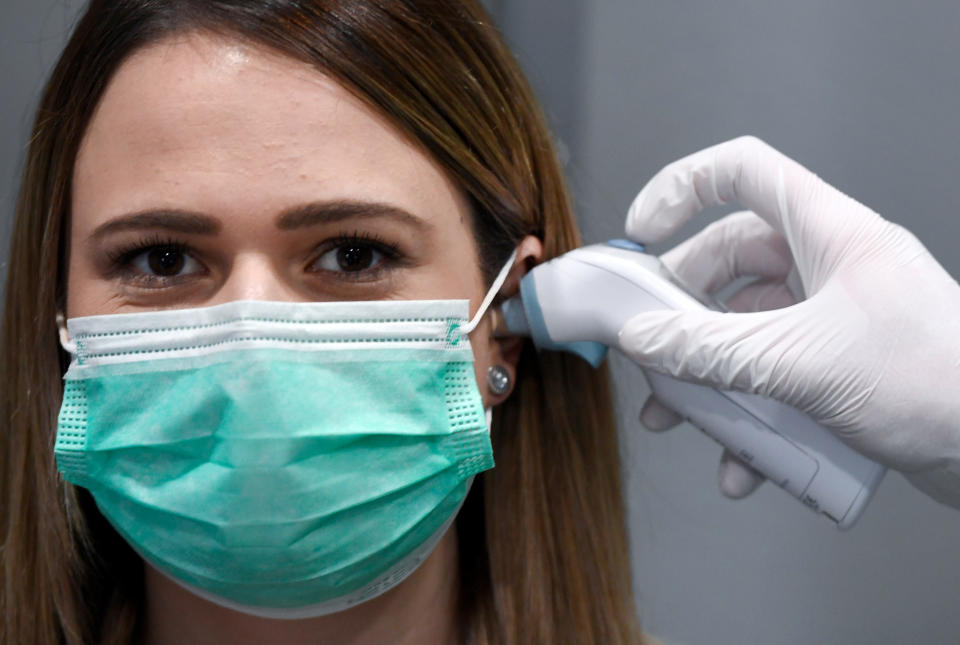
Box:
[148,247,186,275]
[336,245,374,271]
[314,243,385,273]
[131,245,201,277]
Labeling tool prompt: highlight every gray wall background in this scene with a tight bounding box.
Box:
[4,2,960,643]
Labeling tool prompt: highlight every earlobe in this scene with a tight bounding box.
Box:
[56,311,76,352]
[485,332,525,402]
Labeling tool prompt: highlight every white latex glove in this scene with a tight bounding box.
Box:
[618,136,960,509]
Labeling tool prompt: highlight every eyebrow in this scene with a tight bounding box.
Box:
[88,200,432,239]
[275,200,432,232]
[90,210,221,239]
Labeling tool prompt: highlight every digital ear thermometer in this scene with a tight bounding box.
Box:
[500,240,885,529]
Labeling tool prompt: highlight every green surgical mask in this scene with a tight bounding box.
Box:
[54,252,514,618]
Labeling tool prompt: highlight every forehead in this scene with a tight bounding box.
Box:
[72,31,468,230]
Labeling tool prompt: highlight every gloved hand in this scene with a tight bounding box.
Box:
[618,136,960,509]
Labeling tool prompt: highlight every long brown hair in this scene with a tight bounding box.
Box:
[0,1,643,643]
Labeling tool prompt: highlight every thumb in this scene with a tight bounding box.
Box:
[617,306,798,396]
[718,449,765,498]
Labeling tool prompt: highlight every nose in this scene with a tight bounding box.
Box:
[212,252,302,304]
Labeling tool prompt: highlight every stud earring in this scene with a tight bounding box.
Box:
[487,365,511,396]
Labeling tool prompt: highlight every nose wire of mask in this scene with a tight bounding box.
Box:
[52,248,518,619]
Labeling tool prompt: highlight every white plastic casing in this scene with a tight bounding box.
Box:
[511,242,885,529]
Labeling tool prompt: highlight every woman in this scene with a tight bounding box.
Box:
[0,1,643,643]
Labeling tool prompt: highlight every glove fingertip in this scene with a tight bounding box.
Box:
[626,187,678,244]
[639,396,683,432]
[718,452,766,499]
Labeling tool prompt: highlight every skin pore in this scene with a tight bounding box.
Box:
[67,32,541,645]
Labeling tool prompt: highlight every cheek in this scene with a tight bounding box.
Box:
[64,242,107,318]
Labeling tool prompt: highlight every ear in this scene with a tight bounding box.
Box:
[481,235,543,405]
[56,311,73,348]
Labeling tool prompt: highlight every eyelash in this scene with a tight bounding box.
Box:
[106,234,185,264]
[104,231,403,288]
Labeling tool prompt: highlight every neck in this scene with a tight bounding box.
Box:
[138,529,461,645]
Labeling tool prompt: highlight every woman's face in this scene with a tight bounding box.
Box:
[68,32,518,404]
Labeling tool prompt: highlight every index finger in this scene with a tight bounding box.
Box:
[625,136,823,245]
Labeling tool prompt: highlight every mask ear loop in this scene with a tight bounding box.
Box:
[457,248,518,335]
[57,312,77,355]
